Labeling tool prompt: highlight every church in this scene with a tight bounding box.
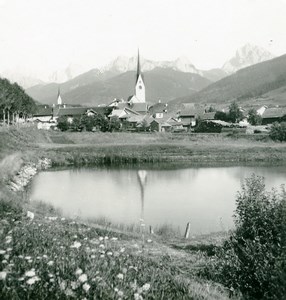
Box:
[127,49,146,104]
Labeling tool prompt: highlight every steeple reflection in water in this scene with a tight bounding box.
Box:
[137,170,147,219]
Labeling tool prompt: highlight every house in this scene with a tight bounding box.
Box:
[261,107,286,124]
[199,112,216,121]
[150,119,172,132]
[177,107,205,129]
[149,102,168,119]
[125,114,147,131]
[108,107,139,122]
[32,105,53,123]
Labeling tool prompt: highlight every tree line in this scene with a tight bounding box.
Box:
[0,78,37,125]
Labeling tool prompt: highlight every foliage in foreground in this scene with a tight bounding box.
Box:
[202,176,286,299]
[270,122,286,142]
[0,208,191,299]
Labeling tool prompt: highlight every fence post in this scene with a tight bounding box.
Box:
[149,225,154,235]
[184,222,191,239]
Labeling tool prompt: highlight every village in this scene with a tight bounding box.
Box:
[27,52,285,134]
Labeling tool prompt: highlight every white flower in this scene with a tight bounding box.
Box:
[27,211,34,220]
[99,244,105,249]
[47,261,54,266]
[142,283,151,292]
[90,255,96,259]
[111,237,118,241]
[134,293,143,300]
[82,283,90,292]
[71,281,78,289]
[120,247,125,253]
[71,241,81,249]
[107,251,113,256]
[25,269,36,277]
[117,273,124,280]
[0,271,7,280]
[78,274,87,283]
[75,268,83,275]
[104,236,109,240]
[26,276,40,285]
[122,268,127,274]
[61,218,65,221]
[99,237,104,241]
[118,290,124,297]
[0,250,6,255]
[147,239,152,243]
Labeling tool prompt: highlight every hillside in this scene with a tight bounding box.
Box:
[172,54,286,106]
[26,68,211,106]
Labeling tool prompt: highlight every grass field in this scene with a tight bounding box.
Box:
[1,126,285,299]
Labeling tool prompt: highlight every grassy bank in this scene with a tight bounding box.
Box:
[1,126,285,299]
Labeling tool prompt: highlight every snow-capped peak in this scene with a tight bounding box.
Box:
[222,43,275,74]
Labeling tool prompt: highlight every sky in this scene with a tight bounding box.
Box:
[0,0,286,78]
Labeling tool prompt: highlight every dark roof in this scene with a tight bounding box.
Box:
[131,103,148,113]
[262,107,286,119]
[179,109,203,117]
[34,106,53,116]
[56,107,87,117]
[200,112,216,120]
[149,103,168,114]
[89,106,113,115]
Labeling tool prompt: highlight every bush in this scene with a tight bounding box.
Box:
[269,122,286,142]
[203,175,286,299]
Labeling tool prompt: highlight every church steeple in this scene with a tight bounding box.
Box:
[136,48,141,81]
[57,87,62,105]
[134,49,145,103]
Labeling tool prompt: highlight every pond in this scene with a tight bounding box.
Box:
[30,165,286,235]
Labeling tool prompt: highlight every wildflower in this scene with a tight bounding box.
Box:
[43,255,48,259]
[104,236,109,240]
[107,251,113,256]
[142,283,151,292]
[65,288,74,296]
[120,247,125,253]
[71,281,79,289]
[75,268,83,275]
[134,293,143,300]
[26,276,40,285]
[147,239,152,243]
[61,218,65,221]
[18,277,24,281]
[18,255,24,259]
[111,237,118,241]
[122,268,127,274]
[2,260,7,264]
[78,274,88,283]
[4,254,9,260]
[118,290,124,297]
[47,261,54,266]
[99,244,105,249]
[90,255,96,259]
[50,278,55,283]
[83,283,90,292]
[117,273,124,280]
[25,256,32,260]
[71,241,82,249]
[0,271,7,280]
[60,280,67,291]
[0,250,6,255]
[100,254,105,258]
[25,269,36,277]
[27,211,34,220]
[99,237,104,241]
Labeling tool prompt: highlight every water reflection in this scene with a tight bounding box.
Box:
[30,165,286,234]
[137,170,147,219]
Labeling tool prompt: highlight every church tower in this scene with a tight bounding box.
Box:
[57,87,62,105]
[134,49,146,103]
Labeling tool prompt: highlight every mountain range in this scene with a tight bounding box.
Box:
[22,44,284,107]
[172,53,286,107]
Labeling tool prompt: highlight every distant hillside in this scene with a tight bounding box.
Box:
[26,68,211,106]
[172,54,286,106]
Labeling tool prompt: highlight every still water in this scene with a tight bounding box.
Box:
[30,165,286,234]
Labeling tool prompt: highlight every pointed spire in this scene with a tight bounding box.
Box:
[57,86,62,105]
[137,48,141,78]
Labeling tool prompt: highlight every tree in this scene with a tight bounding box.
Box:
[57,116,69,131]
[204,176,286,299]
[228,102,244,123]
[269,122,286,142]
[109,116,121,132]
[248,109,262,125]
[214,111,229,122]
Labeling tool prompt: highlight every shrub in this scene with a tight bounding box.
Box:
[269,122,286,142]
[203,175,286,299]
